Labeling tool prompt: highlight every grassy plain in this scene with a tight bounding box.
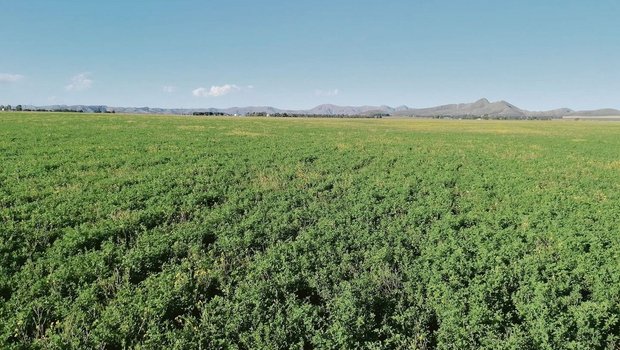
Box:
[1,113,620,349]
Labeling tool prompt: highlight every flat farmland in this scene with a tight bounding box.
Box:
[1,113,620,349]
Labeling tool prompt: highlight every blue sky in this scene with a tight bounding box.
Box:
[1,0,619,110]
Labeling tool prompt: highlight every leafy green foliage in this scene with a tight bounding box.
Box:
[1,113,620,349]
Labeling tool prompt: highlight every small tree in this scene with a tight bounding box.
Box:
[16,105,22,111]
[6,105,11,111]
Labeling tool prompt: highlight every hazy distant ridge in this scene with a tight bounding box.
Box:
[23,99,620,118]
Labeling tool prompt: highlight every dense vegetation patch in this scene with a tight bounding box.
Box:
[1,113,619,349]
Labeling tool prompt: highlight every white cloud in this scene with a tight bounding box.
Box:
[0,73,24,83]
[192,84,240,97]
[315,88,339,97]
[162,85,177,93]
[65,73,93,91]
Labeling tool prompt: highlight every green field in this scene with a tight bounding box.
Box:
[1,113,620,349]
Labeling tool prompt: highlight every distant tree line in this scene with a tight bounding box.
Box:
[0,106,84,113]
[0,105,21,111]
[192,112,226,116]
[0,105,117,113]
[411,114,554,120]
[245,112,385,118]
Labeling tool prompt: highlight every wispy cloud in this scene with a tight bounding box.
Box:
[65,73,93,91]
[192,84,241,97]
[315,88,339,97]
[0,73,24,83]
[162,85,176,93]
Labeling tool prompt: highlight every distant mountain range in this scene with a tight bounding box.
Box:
[23,99,620,118]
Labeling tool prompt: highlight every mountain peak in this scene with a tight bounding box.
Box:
[475,98,490,105]
[315,103,338,108]
[497,100,519,109]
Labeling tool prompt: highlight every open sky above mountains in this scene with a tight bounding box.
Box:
[1,1,619,110]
